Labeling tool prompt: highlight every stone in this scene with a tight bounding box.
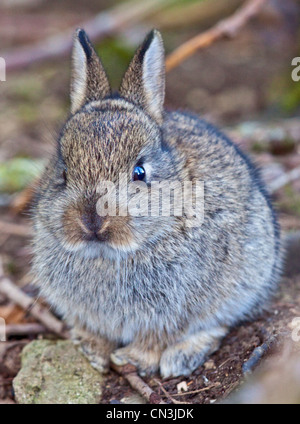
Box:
[120,394,147,404]
[13,340,103,404]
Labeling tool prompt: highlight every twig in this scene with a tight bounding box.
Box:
[0,220,31,237]
[4,0,174,72]
[268,166,300,194]
[165,0,267,72]
[0,340,28,358]
[154,379,221,402]
[219,357,233,368]
[5,323,47,337]
[171,382,222,397]
[153,379,191,404]
[242,336,277,375]
[0,259,67,339]
[111,363,166,404]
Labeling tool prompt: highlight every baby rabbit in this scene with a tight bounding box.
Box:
[32,29,282,378]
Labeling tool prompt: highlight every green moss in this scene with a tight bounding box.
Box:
[252,141,268,153]
[281,80,300,113]
[14,340,104,404]
[6,261,18,275]
[279,184,300,217]
[0,158,44,193]
[268,38,300,114]
[252,138,295,155]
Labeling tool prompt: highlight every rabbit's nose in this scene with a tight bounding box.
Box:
[81,211,103,235]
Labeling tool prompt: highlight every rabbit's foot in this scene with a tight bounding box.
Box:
[160,327,228,378]
[111,344,162,376]
[71,327,116,374]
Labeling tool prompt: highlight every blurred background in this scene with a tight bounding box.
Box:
[0,0,300,404]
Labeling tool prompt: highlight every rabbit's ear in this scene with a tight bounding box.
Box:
[70,29,111,114]
[119,30,165,124]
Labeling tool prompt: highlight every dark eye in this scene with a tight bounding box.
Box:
[60,166,67,185]
[133,165,146,182]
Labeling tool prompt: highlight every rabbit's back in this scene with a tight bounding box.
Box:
[162,111,281,313]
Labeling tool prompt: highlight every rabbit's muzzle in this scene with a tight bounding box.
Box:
[80,210,109,242]
[62,200,134,251]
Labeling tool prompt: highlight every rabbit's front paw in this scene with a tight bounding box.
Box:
[111,345,162,376]
[71,327,116,374]
[160,327,228,378]
[79,340,111,373]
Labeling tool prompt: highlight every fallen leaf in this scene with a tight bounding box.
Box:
[204,359,216,370]
[177,381,188,393]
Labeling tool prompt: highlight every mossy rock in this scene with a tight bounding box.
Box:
[13,340,103,404]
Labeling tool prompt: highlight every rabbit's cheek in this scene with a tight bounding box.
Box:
[62,206,88,247]
[104,216,137,251]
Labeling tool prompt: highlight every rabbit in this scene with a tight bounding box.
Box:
[31,28,282,378]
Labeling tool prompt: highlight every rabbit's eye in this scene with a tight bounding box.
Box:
[133,165,146,182]
[61,167,67,184]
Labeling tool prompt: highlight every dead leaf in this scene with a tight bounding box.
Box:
[0,304,26,324]
[177,381,188,393]
[204,359,216,370]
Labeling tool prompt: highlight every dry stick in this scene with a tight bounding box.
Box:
[242,336,277,375]
[165,0,267,72]
[0,260,67,339]
[0,340,28,355]
[0,220,31,237]
[154,379,221,403]
[0,277,67,338]
[4,0,174,72]
[153,379,191,404]
[5,323,47,337]
[168,383,221,397]
[111,363,166,404]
